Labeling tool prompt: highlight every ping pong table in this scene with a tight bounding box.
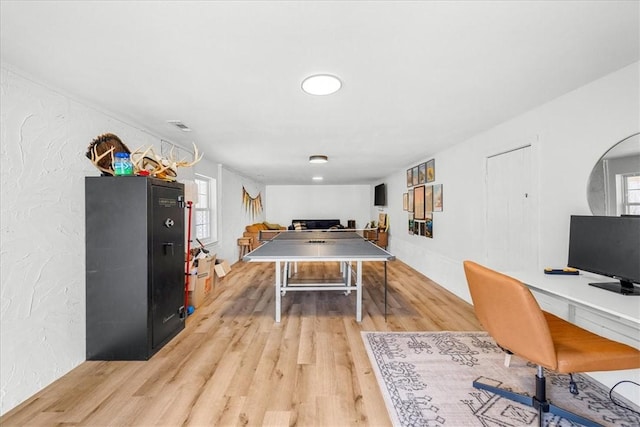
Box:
[243,230,395,322]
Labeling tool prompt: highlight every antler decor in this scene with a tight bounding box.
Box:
[86,133,202,181]
[86,133,131,175]
[242,186,263,219]
[130,142,202,181]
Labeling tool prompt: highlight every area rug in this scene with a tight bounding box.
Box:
[362,331,640,426]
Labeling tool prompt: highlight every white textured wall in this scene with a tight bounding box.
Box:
[265,184,371,229]
[0,67,171,414]
[0,68,239,415]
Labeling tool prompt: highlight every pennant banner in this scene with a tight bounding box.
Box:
[242,186,263,219]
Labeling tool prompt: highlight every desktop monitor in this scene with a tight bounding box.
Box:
[567,215,640,295]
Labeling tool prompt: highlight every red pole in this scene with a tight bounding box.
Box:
[184,201,193,311]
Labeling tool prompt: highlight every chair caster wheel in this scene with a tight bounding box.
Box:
[569,374,579,395]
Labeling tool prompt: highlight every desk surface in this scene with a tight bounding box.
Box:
[244,230,395,262]
[508,270,640,325]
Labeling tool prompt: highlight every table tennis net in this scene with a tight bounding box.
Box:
[258,228,383,242]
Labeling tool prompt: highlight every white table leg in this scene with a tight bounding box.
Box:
[356,260,362,322]
[275,261,281,322]
[283,261,289,293]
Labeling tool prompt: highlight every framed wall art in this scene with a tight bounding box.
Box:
[408,188,414,212]
[403,193,408,211]
[406,168,413,187]
[412,165,419,186]
[433,184,443,212]
[408,213,414,235]
[418,162,426,184]
[425,185,433,213]
[425,213,433,238]
[426,159,435,182]
[413,185,425,220]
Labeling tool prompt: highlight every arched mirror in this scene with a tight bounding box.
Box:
[587,132,640,216]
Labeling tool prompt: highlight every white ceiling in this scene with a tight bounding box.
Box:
[1,1,638,184]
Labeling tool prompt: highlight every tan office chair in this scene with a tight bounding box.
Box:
[463,260,640,427]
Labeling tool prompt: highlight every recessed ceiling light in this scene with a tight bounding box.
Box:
[301,74,342,95]
[312,176,323,181]
[309,155,328,164]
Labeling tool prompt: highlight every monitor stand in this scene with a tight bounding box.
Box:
[588,280,640,296]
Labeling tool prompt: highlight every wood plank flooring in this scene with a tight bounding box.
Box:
[1,259,482,426]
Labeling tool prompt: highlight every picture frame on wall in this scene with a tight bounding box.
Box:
[425,185,433,213]
[418,162,426,184]
[426,159,435,182]
[433,184,443,212]
[408,188,414,212]
[413,185,425,220]
[412,165,419,186]
[408,213,414,235]
[403,193,408,211]
[425,213,433,238]
[406,168,413,187]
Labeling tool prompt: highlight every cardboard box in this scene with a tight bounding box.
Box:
[207,254,219,282]
[214,259,231,278]
[188,255,215,308]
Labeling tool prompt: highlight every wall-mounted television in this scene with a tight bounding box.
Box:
[567,215,640,295]
[374,183,386,206]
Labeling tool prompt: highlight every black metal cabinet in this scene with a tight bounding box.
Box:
[85,176,185,360]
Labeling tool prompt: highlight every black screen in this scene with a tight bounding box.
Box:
[374,183,386,206]
[567,215,640,295]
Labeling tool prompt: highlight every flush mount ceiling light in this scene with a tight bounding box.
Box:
[312,176,323,181]
[301,74,342,95]
[309,155,328,164]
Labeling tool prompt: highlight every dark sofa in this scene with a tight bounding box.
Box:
[289,219,343,230]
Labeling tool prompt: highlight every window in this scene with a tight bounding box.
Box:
[622,173,640,215]
[194,174,217,242]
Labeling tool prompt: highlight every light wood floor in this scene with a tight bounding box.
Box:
[1,259,482,426]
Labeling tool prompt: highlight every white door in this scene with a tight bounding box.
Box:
[486,145,534,271]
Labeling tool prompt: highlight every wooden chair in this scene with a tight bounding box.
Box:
[463,260,640,427]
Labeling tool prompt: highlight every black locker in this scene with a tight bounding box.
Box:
[85,176,185,360]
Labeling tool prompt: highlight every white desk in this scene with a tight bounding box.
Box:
[509,270,640,326]
[508,270,640,348]
[507,270,640,403]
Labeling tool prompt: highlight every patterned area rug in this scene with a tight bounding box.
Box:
[362,331,640,426]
